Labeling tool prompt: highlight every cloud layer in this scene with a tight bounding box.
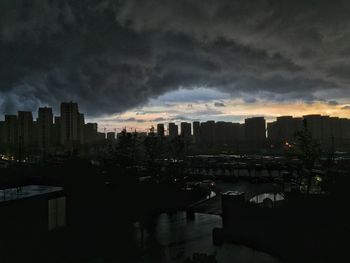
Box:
[1,0,350,116]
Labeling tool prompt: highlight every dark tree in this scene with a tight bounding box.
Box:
[115,128,141,167]
[294,120,321,193]
[169,135,186,160]
[143,126,162,175]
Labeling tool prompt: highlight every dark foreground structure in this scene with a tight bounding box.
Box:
[213,190,349,262]
[0,185,65,262]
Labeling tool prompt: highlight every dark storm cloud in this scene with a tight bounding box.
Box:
[172,115,192,121]
[1,0,350,116]
[243,98,258,104]
[103,117,146,123]
[101,116,170,123]
[328,100,339,106]
[214,102,225,107]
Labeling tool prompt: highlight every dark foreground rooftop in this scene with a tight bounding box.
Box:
[0,185,64,203]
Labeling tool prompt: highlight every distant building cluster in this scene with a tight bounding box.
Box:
[268,115,350,149]
[0,102,110,155]
[158,117,266,150]
[158,114,350,151]
[2,101,350,156]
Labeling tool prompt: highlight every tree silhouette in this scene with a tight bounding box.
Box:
[143,126,162,175]
[169,135,186,160]
[115,128,141,167]
[294,120,321,193]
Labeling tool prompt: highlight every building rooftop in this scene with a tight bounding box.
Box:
[0,185,64,203]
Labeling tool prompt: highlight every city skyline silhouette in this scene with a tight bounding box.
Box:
[1,1,350,263]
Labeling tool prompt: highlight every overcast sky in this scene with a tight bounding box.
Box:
[1,0,350,131]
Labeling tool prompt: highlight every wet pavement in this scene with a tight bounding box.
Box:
[192,181,282,215]
[136,211,281,263]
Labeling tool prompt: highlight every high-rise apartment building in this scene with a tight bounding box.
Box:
[193,121,200,142]
[4,115,18,149]
[245,117,266,149]
[37,107,53,151]
[200,121,215,145]
[157,123,165,137]
[267,116,302,145]
[18,111,34,149]
[84,123,98,144]
[0,121,5,146]
[180,122,192,139]
[52,117,61,147]
[78,113,85,144]
[60,102,80,146]
[168,123,178,139]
